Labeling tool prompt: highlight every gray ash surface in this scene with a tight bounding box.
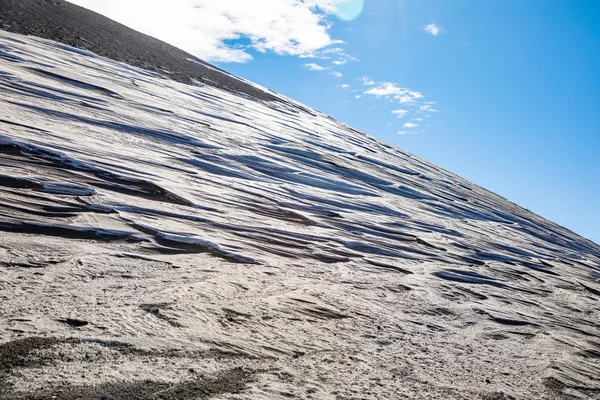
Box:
[0,5,599,399]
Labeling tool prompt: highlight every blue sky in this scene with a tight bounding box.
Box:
[72,0,600,244]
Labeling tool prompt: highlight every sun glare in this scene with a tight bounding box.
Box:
[334,0,364,22]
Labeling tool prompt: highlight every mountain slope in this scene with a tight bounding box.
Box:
[0,12,599,400]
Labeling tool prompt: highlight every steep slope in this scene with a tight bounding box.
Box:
[0,24,599,400]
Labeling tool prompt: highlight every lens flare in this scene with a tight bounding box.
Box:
[334,0,364,22]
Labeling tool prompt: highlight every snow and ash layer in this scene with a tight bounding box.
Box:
[0,30,599,399]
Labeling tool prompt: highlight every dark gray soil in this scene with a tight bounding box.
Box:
[0,336,255,399]
[0,337,62,375]
[0,337,64,394]
[5,368,254,400]
[0,0,278,102]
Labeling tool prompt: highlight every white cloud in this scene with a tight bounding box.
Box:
[361,79,434,127]
[330,71,343,78]
[364,82,423,104]
[338,83,350,89]
[360,76,376,85]
[425,22,441,36]
[331,53,358,65]
[387,122,392,127]
[70,0,347,63]
[354,94,362,99]
[364,82,401,96]
[304,63,328,71]
[420,104,437,112]
[392,109,408,118]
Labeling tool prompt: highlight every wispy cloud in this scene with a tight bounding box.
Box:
[71,0,347,63]
[304,47,358,67]
[364,82,401,96]
[361,79,435,130]
[420,103,437,112]
[338,83,350,89]
[398,95,420,104]
[330,71,343,78]
[392,109,409,118]
[364,82,423,104]
[425,22,441,36]
[360,76,376,86]
[304,63,328,71]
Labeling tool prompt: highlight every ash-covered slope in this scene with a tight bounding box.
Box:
[0,27,599,400]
